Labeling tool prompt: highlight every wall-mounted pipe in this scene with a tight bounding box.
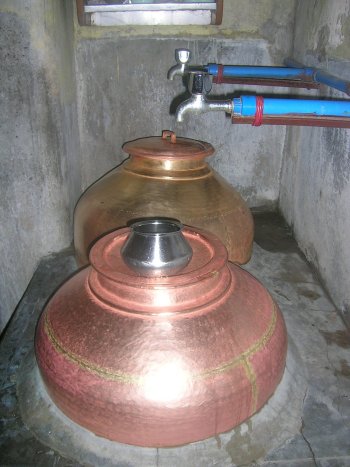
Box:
[207,64,314,80]
[168,50,350,127]
[175,92,350,126]
[168,49,350,96]
[233,96,350,117]
[207,62,350,96]
[285,58,350,96]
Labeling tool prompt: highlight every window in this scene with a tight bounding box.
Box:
[76,1,223,26]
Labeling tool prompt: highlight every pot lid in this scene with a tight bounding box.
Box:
[122,130,214,160]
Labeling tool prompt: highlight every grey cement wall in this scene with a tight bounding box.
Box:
[0,1,80,332]
[279,0,350,322]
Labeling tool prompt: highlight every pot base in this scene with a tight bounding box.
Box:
[18,338,306,467]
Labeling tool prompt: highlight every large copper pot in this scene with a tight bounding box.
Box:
[35,223,287,448]
[74,130,254,266]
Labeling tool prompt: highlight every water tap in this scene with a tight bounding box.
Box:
[175,70,232,123]
[167,49,191,80]
[168,49,232,122]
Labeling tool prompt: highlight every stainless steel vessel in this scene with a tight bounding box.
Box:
[121,219,192,276]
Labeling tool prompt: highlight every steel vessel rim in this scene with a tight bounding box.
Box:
[129,219,183,236]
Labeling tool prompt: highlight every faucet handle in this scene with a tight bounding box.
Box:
[188,71,212,96]
[175,49,191,65]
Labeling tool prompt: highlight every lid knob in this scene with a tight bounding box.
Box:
[162,130,177,144]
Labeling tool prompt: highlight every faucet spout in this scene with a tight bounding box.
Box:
[167,49,191,80]
[175,95,232,123]
[167,63,186,81]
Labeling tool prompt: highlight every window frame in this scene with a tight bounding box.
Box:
[76,0,223,26]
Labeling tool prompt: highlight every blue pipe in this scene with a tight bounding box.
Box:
[207,64,314,79]
[208,61,350,96]
[285,58,350,96]
[314,70,350,95]
[233,96,350,117]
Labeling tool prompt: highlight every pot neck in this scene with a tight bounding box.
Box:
[123,155,212,179]
[87,228,233,317]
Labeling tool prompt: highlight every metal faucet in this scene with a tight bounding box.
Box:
[167,49,191,80]
[167,48,207,80]
[175,70,232,123]
[168,49,232,122]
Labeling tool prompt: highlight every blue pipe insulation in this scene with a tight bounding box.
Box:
[208,61,350,96]
[285,58,350,95]
[313,70,350,95]
[233,96,350,117]
[207,64,314,79]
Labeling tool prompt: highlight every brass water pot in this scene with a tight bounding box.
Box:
[74,130,254,266]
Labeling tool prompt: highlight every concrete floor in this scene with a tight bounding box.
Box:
[0,212,350,466]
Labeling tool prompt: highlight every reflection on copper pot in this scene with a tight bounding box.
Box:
[35,225,287,448]
[74,130,254,266]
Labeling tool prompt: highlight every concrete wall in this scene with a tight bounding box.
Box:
[0,0,80,332]
[279,0,350,322]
